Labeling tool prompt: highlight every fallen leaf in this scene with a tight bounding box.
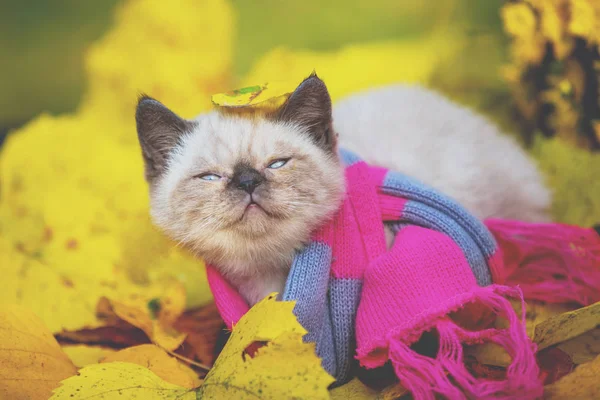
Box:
[536,347,574,385]
[0,304,77,400]
[329,378,379,399]
[61,345,117,368]
[109,299,187,350]
[464,355,507,381]
[378,382,409,400]
[534,301,600,350]
[543,354,600,399]
[101,344,201,388]
[465,343,511,368]
[557,326,600,364]
[156,280,187,328]
[96,281,188,351]
[50,361,196,400]
[56,324,150,348]
[173,302,225,366]
[524,301,576,339]
[199,294,335,399]
[466,300,573,368]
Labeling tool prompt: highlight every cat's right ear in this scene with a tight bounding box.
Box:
[135,95,195,183]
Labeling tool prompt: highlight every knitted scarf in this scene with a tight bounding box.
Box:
[207,149,600,400]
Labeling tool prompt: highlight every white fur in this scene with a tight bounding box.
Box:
[335,85,551,221]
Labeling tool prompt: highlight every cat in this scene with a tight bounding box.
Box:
[135,73,551,306]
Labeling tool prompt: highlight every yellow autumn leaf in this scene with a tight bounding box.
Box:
[557,327,600,365]
[544,354,600,399]
[200,294,334,399]
[0,305,77,400]
[50,362,196,400]
[379,382,409,400]
[101,344,201,388]
[501,3,538,39]
[534,301,600,350]
[107,298,187,351]
[329,378,379,399]
[466,300,575,368]
[61,345,117,368]
[568,0,597,40]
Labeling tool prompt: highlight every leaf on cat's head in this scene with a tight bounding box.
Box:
[212,82,293,109]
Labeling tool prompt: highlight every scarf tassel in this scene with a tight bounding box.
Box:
[387,286,543,400]
[486,219,600,306]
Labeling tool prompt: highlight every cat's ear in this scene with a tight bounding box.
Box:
[135,95,196,183]
[276,73,336,152]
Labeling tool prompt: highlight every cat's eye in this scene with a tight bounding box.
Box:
[267,158,290,169]
[196,173,221,181]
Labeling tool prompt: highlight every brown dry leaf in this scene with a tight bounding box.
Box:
[101,344,201,388]
[535,301,600,350]
[536,347,574,385]
[0,304,77,400]
[173,302,225,366]
[557,326,600,365]
[543,354,600,399]
[329,378,379,399]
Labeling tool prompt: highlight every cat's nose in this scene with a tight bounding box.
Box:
[233,169,264,194]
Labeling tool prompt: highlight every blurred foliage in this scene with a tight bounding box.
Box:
[501,0,600,150]
[0,0,506,130]
[0,0,121,128]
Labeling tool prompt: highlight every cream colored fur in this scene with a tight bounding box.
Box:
[150,113,345,305]
[149,85,551,305]
[336,85,551,222]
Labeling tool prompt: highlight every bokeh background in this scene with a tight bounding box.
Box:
[0,0,599,334]
[0,0,507,139]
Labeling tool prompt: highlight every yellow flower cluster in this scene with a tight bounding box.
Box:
[501,0,600,148]
[0,0,467,333]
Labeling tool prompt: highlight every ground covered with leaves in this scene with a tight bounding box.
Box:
[1,0,600,399]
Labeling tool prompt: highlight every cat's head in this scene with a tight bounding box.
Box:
[135,74,345,271]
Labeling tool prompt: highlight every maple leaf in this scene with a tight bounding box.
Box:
[199,294,335,399]
[0,305,77,400]
[50,362,196,400]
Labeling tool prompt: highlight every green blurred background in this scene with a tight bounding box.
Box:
[0,0,508,140]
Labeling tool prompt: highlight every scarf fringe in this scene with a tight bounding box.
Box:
[486,219,600,306]
[388,286,542,400]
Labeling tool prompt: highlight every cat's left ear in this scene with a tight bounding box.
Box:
[276,73,336,152]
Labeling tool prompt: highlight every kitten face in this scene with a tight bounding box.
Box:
[136,75,346,278]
